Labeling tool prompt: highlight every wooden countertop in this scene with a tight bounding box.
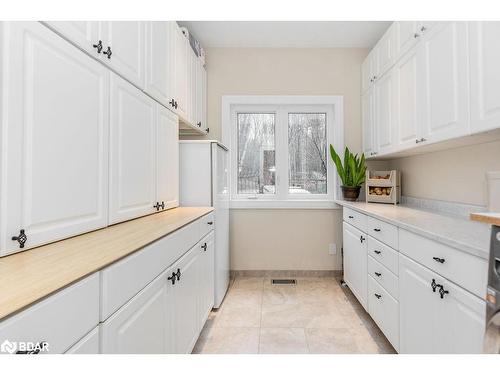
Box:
[470,212,500,226]
[0,207,213,321]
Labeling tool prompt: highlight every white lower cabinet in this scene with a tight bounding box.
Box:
[367,275,399,351]
[198,232,215,327]
[342,222,368,309]
[399,253,485,354]
[65,327,100,354]
[168,245,201,354]
[101,271,170,354]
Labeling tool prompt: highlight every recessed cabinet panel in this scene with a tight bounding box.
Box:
[109,74,156,224]
[395,21,419,58]
[342,222,368,310]
[44,21,100,55]
[362,88,376,157]
[374,69,396,154]
[1,22,109,256]
[156,105,179,211]
[101,21,146,89]
[198,232,215,328]
[419,22,469,143]
[394,47,420,149]
[174,25,189,120]
[377,24,396,76]
[469,21,500,133]
[145,21,174,107]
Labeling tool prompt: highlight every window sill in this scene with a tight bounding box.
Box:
[229,200,341,209]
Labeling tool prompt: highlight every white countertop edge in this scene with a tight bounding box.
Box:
[335,200,490,260]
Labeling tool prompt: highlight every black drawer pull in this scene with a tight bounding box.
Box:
[175,268,181,281]
[373,228,381,232]
[201,243,207,251]
[374,250,381,255]
[360,235,366,243]
[433,257,445,264]
[207,221,213,225]
[348,215,354,219]
[168,272,176,285]
[374,272,382,277]
[374,293,382,299]
[438,286,449,299]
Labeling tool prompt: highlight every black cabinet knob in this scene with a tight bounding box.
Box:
[92,40,103,53]
[12,229,27,248]
[160,201,165,210]
[374,272,382,277]
[373,228,381,232]
[374,293,382,299]
[153,202,160,211]
[207,221,213,225]
[374,250,381,255]
[360,235,366,243]
[348,215,354,219]
[175,268,181,281]
[103,46,112,59]
[168,272,176,285]
[432,257,445,264]
[438,285,449,299]
[169,99,175,107]
[201,243,207,252]
[197,122,201,127]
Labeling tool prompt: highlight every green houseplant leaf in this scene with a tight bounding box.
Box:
[329,145,367,188]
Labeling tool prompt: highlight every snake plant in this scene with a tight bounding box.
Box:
[329,145,367,187]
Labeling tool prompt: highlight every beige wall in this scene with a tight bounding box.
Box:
[184,47,368,270]
[388,140,500,207]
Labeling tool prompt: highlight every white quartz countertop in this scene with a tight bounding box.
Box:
[335,200,491,260]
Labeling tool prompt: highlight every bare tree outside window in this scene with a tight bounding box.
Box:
[288,113,327,194]
[237,113,276,194]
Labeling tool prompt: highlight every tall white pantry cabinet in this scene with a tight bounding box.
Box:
[0,21,185,256]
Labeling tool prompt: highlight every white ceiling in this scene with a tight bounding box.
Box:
[178,21,392,49]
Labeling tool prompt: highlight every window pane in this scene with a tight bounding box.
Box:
[237,113,276,194]
[288,113,327,194]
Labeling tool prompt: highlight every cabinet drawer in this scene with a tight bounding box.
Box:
[367,236,399,275]
[367,216,398,249]
[399,229,488,298]
[343,207,367,233]
[368,255,399,299]
[100,219,200,320]
[65,326,99,354]
[368,276,399,351]
[199,212,215,238]
[0,273,99,354]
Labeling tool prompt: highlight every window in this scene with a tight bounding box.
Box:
[223,96,343,208]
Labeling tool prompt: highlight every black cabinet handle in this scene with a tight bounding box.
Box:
[12,229,27,248]
[92,40,103,53]
[374,250,381,255]
[168,272,176,285]
[348,215,354,219]
[374,293,382,299]
[433,257,445,264]
[103,46,112,59]
[160,201,165,210]
[360,235,366,243]
[197,122,201,127]
[438,285,449,299]
[169,99,175,107]
[373,228,381,232]
[431,279,437,292]
[207,221,213,225]
[174,101,178,109]
[175,268,181,281]
[153,202,160,211]
[374,272,382,277]
[201,243,207,251]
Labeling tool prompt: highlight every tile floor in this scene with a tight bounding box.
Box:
[192,276,396,354]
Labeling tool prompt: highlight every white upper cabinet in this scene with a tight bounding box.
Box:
[376,23,396,77]
[100,22,146,89]
[395,21,420,59]
[188,46,197,125]
[0,22,109,256]
[469,21,500,134]
[145,21,175,107]
[43,21,101,55]
[109,73,157,224]
[362,88,376,157]
[374,68,397,154]
[418,22,469,144]
[173,25,189,121]
[394,46,420,150]
[156,105,179,211]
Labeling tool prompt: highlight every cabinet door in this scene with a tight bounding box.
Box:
[377,23,396,76]
[394,47,420,150]
[173,25,189,120]
[201,64,208,133]
[395,21,419,58]
[156,104,179,211]
[0,22,109,256]
[195,58,204,129]
[434,278,485,354]
[399,254,438,354]
[43,21,100,55]
[65,327,99,354]
[361,55,372,93]
[198,232,215,327]
[169,246,201,354]
[145,21,174,107]
[188,48,197,125]
[362,88,376,157]
[101,272,169,354]
[342,223,368,310]
[418,22,469,144]
[469,21,500,133]
[109,73,156,224]
[374,69,396,155]
[101,21,146,89]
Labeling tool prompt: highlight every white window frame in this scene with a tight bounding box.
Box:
[222,95,344,209]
